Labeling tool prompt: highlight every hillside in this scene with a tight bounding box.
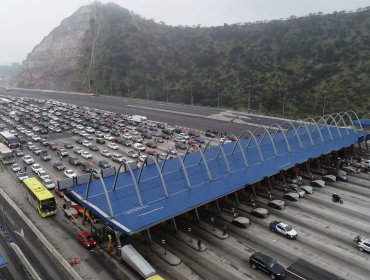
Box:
[12,2,370,117]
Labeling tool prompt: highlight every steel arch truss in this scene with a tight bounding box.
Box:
[184,145,213,181]
[303,117,324,143]
[85,169,115,219]
[235,130,264,162]
[339,111,358,133]
[229,134,249,167]
[279,121,304,149]
[137,155,169,197]
[266,123,292,152]
[331,113,350,135]
[204,139,232,174]
[313,116,334,141]
[323,114,342,138]
[293,120,314,145]
[253,127,278,156]
[346,110,363,130]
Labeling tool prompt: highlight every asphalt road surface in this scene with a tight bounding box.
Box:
[0,193,70,280]
[0,88,283,135]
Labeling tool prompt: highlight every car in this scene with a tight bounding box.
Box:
[16,171,29,181]
[32,147,42,155]
[175,142,187,150]
[328,170,348,182]
[81,151,93,159]
[145,142,157,148]
[96,138,106,145]
[154,137,164,143]
[148,150,158,157]
[68,156,81,166]
[122,140,132,147]
[322,174,337,183]
[53,162,65,171]
[310,179,325,188]
[166,147,177,155]
[73,147,84,154]
[98,160,111,169]
[31,163,43,173]
[75,138,83,144]
[113,137,123,144]
[104,134,114,141]
[108,143,119,150]
[77,231,96,249]
[40,139,49,146]
[139,155,148,162]
[205,131,215,138]
[81,162,93,173]
[133,143,146,151]
[11,163,21,172]
[89,144,99,151]
[123,133,133,140]
[64,142,73,149]
[127,150,139,158]
[287,184,305,198]
[158,153,167,160]
[100,149,112,157]
[64,169,77,178]
[112,153,126,163]
[249,252,286,280]
[269,221,298,239]
[42,178,55,189]
[40,150,51,161]
[48,143,58,151]
[36,169,50,180]
[14,149,24,157]
[82,140,91,147]
[354,235,370,253]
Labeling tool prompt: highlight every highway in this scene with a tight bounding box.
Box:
[0,88,285,135]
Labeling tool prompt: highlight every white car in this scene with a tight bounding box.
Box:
[101,149,112,157]
[104,134,114,141]
[158,153,167,160]
[32,135,41,142]
[31,163,43,173]
[84,134,93,140]
[269,221,298,239]
[354,235,370,253]
[139,155,148,162]
[11,163,21,172]
[42,178,55,189]
[81,151,93,159]
[64,169,77,178]
[95,131,104,138]
[123,133,133,140]
[112,153,126,163]
[82,140,91,147]
[22,155,35,165]
[73,147,84,154]
[133,143,146,151]
[108,143,119,150]
[16,171,29,181]
[36,169,50,180]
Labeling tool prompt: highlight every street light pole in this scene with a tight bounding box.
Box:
[248,85,251,113]
[283,87,288,117]
[322,91,328,116]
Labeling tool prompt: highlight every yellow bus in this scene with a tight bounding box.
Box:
[23,177,57,217]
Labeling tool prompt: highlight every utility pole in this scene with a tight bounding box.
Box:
[322,91,328,116]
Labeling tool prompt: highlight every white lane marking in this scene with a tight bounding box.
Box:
[286,269,307,280]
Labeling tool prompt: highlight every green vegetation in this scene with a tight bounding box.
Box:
[82,4,370,117]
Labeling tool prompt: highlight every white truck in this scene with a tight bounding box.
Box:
[131,115,147,123]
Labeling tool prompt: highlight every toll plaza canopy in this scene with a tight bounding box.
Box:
[69,112,366,235]
[353,118,370,127]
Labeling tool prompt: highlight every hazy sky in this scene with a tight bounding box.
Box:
[1,0,370,65]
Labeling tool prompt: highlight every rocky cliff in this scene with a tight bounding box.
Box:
[11,4,97,91]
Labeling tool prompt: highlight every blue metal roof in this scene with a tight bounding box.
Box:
[353,118,370,127]
[0,252,7,267]
[70,124,366,235]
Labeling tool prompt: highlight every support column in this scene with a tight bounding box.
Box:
[215,200,221,214]
[146,228,152,245]
[280,171,286,185]
[252,185,257,198]
[266,177,272,192]
[194,208,200,224]
[234,192,240,206]
[115,231,122,256]
[305,161,311,174]
[172,218,178,233]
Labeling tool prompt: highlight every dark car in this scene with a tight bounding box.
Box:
[162,128,173,136]
[145,142,157,148]
[96,138,106,145]
[113,137,123,144]
[81,162,93,173]
[68,156,81,166]
[175,142,187,150]
[53,162,65,171]
[89,144,99,151]
[75,138,83,145]
[49,143,58,151]
[249,252,285,279]
[98,160,111,169]
[64,142,73,149]
[328,170,348,182]
[122,140,132,147]
[205,131,215,138]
